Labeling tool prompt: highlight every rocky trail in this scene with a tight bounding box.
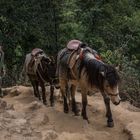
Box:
[0,86,139,140]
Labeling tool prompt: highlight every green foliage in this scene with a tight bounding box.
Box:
[0,0,60,84]
[58,0,84,46]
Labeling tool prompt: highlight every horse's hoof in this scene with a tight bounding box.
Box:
[72,107,80,116]
[64,110,69,113]
[75,113,80,116]
[107,121,114,127]
[50,103,55,107]
[87,119,90,124]
[43,102,47,106]
[83,118,90,124]
[64,106,69,113]
[74,111,80,116]
[82,115,89,123]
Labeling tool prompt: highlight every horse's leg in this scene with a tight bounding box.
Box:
[35,81,41,100]
[70,85,79,116]
[30,80,38,98]
[60,80,69,113]
[81,89,89,121]
[66,84,71,107]
[50,85,55,106]
[40,82,47,105]
[103,95,114,127]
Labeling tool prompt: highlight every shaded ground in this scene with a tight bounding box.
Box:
[0,86,139,140]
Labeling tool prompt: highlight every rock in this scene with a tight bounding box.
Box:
[43,130,58,140]
[29,112,49,127]
[124,122,140,140]
[0,99,7,112]
[14,118,27,126]
[3,110,17,119]
[6,104,14,110]
[27,101,42,111]
[57,132,88,140]
[0,99,7,109]
[6,87,21,97]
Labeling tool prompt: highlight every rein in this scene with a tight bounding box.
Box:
[37,59,58,84]
[36,60,46,83]
[37,68,46,83]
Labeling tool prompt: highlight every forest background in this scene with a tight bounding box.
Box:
[0,0,139,106]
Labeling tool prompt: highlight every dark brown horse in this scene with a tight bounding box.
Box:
[57,41,121,127]
[22,48,58,106]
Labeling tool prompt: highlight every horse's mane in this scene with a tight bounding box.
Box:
[79,51,120,90]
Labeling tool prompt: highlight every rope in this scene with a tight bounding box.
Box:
[36,61,46,83]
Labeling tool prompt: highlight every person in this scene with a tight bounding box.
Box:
[0,46,6,97]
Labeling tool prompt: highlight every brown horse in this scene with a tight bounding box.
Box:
[57,42,121,127]
[22,48,58,106]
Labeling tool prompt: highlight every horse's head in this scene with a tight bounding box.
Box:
[41,55,59,86]
[100,65,121,105]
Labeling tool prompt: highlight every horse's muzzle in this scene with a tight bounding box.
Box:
[113,100,121,105]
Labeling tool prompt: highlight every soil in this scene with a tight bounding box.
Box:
[0,85,139,140]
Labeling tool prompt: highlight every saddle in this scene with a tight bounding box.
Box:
[67,40,82,50]
[27,48,44,75]
[31,48,43,56]
[59,40,102,79]
[58,40,82,79]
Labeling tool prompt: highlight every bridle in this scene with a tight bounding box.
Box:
[38,57,58,85]
[107,93,119,97]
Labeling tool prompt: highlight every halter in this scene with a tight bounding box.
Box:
[107,93,119,96]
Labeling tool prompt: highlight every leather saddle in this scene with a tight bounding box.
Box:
[31,48,44,56]
[58,40,82,79]
[27,48,44,75]
[59,40,101,79]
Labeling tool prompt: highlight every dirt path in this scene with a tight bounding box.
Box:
[0,86,139,140]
